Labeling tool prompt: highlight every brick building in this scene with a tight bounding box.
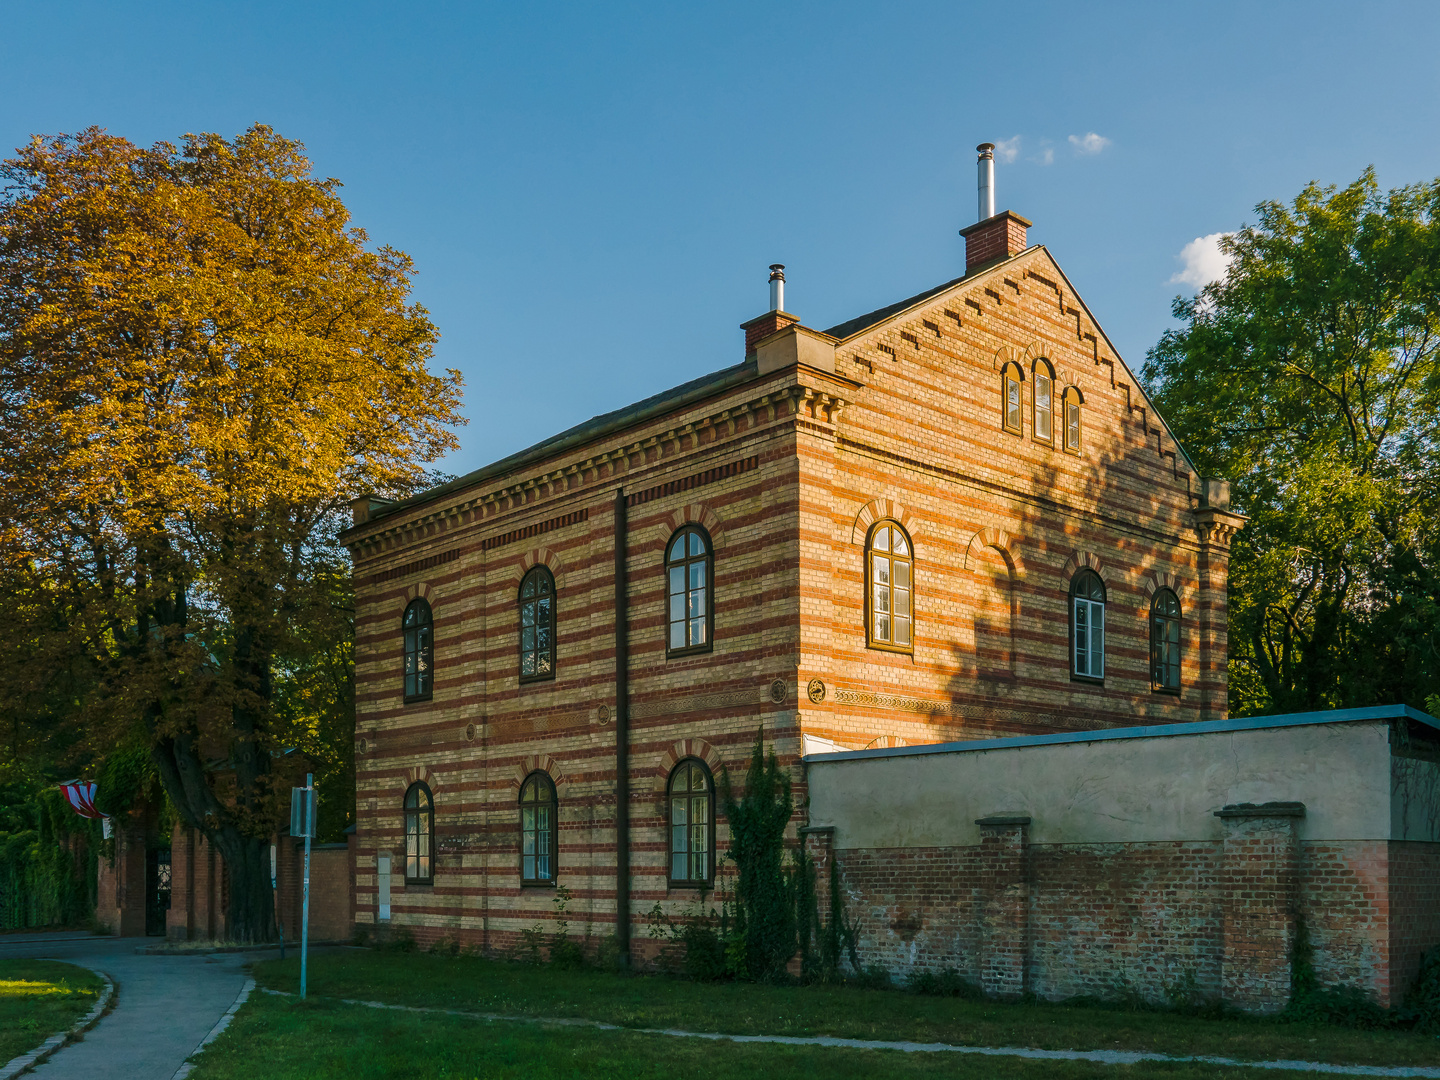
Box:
[341,150,1255,974]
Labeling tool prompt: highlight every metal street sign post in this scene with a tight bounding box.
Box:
[290,775,316,999]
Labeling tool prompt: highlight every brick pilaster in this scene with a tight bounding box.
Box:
[1217,801,1304,1013]
[975,815,1029,999]
[800,826,835,930]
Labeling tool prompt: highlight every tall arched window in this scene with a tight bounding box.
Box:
[1062,386,1083,453]
[1032,359,1054,444]
[402,599,433,702]
[519,772,558,885]
[403,782,434,884]
[666,525,713,656]
[1070,570,1106,681]
[668,759,714,886]
[867,522,913,651]
[1002,363,1024,435]
[1151,589,1182,693]
[519,567,556,682]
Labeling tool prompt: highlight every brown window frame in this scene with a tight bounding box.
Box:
[1002,363,1024,436]
[518,566,557,683]
[402,598,434,703]
[667,758,716,888]
[865,520,915,654]
[1150,589,1182,695]
[1062,386,1083,455]
[403,781,435,885]
[1069,569,1106,685]
[519,771,558,886]
[1032,358,1055,446]
[665,525,714,658]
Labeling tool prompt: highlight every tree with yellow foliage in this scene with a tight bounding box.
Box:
[0,126,463,941]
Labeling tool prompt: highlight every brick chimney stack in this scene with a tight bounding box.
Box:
[958,143,1032,274]
[740,263,799,353]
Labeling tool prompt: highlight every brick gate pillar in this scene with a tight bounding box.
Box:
[113,818,147,937]
[1216,801,1305,1013]
[975,814,1029,999]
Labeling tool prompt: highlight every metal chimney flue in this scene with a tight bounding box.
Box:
[768,264,785,312]
[976,143,995,222]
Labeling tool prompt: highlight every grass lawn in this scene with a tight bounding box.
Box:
[189,991,1336,1080]
[252,950,1440,1069]
[0,959,105,1063]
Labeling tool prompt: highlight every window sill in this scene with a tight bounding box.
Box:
[520,879,557,889]
[403,694,433,705]
[866,641,915,656]
[1069,673,1105,687]
[404,880,434,890]
[667,881,715,894]
[666,644,714,660]
[519,674,556,686]
[1151,687,1182,697]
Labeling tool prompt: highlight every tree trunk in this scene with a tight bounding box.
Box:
[210,827,275,944]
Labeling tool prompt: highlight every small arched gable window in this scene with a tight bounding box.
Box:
[519,566,556,682]
[668,759,714,886]
[402,599,434,703]
[403,782,434,884]
[1032,359,1055,445]
[1002,363,1024,435]
[1062,386,1083,454]
[519,772,558,885]
[666,525,713,656]
[867,521,913,652]
[1151,589,1182,693]
[1070,570,1106,681]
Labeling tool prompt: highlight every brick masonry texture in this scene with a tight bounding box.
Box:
[339,239,1265,974]
[829,836,1423,1009]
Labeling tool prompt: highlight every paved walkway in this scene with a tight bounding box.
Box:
[261,988,1440,1079]
[0,932,274,1080]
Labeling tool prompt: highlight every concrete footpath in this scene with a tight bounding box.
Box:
[0,932,273,1080]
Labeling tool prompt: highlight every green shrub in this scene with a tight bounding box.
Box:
[906,968,982,999]
[851,964,891,990]
[1402,946,1440,1031]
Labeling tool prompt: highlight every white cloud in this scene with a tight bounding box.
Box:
[1034,146,1054,166]
[992,135,1021,164]
[1170,232,1235,289]
[1067,132,1111,155]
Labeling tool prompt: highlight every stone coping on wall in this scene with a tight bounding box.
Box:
[801,704,1438,765]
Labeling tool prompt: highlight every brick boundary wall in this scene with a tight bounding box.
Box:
[817,827,1430,1011]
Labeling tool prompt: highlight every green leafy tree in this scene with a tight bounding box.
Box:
[1144,169,1440,714]
[0,126,463,940]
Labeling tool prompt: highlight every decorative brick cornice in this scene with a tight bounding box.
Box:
[1193,507,1247,548]
[346,381,849,557]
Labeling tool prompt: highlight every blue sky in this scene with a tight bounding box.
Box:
[3,1,1438,477]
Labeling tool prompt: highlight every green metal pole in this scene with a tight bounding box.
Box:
[301,773,313,999]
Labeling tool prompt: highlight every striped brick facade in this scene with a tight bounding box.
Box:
[342,234,1242,956]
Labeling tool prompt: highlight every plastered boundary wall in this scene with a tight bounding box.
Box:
[804,711,1440,1010]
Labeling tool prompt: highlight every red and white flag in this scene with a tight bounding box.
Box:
[58,781,110,836]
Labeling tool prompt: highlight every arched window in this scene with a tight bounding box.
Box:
[519,567,556,682]
[867,522,913,651]
[1070,570,1106,681]
[402,599,433,702]
[519,772,558,885]
[403,782,434,884]
[1151,589,1182,693]
[666,525,712,656]
[1002,363,1024,435]
[668,759,714,886]
[1032,359,1054,444]
[1062,386,1083,454]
